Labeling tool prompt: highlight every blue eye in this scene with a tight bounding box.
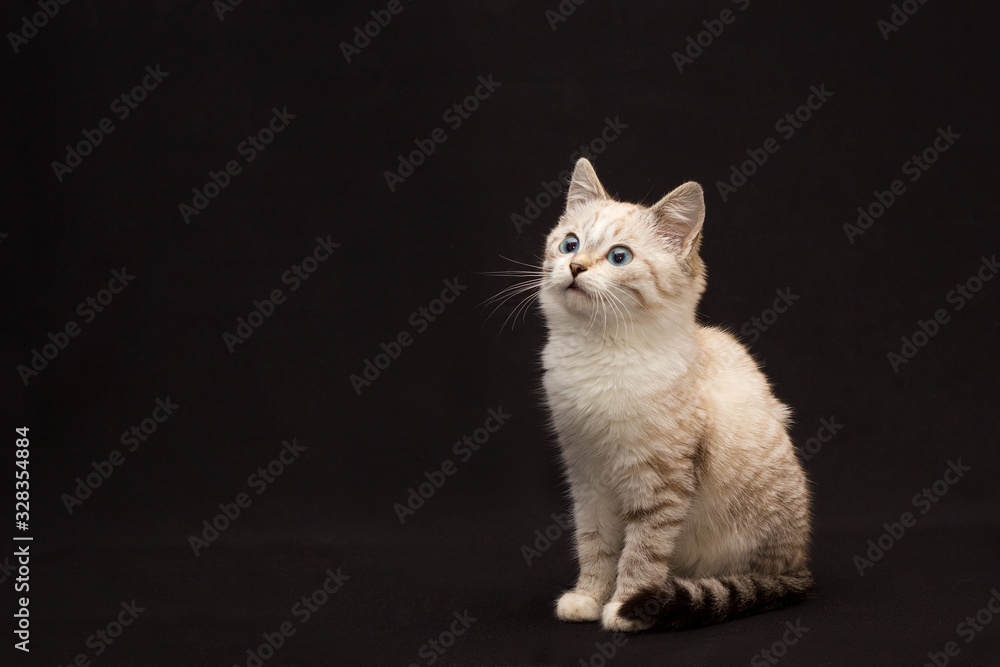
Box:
[607,246,633,266]
[559,235,579,254]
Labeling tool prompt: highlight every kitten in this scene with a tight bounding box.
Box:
[538,158,812,632]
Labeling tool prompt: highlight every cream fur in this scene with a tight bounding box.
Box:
[539,158,811,631]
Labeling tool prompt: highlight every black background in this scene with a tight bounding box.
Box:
[2,0,999,665]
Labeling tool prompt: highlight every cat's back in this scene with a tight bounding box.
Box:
[694,324,792,443]
[695,325,766,385]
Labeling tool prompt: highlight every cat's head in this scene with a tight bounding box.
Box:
[539,158,707,329]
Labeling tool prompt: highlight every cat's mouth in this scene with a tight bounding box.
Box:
[567,281,588,296]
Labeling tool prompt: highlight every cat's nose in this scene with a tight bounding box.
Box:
[570,262,587,278]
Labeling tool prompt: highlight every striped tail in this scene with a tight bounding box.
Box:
[619,569,814,629]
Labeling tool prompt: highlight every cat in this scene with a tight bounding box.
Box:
[537,158,813,632]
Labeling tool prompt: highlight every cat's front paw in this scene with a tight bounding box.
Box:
[556,591,602,622]
[601,600,654,632]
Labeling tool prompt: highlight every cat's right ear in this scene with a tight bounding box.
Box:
[566,158,609,211]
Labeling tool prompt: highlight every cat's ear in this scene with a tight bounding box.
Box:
[566,158,609,211]
[651,181,705,258]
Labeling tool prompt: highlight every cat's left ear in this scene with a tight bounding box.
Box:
[651,181,705,258]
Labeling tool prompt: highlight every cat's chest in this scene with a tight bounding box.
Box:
[541,336,692,441]
[544,350,640,412]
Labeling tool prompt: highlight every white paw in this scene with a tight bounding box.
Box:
[556,591,602,622]
[601,600,653,632]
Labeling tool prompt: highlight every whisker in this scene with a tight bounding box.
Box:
[479,276,542,300]
[478,257,545,333]
[478,279,543,307]
[599,291,609,340]
[498,255,543,271]
[520,293,541,326]
[483,284,542,322]
[610,286,638,343]
[605,291,622,341]
[583,291,601,335]
[499,289,540,333]
[511,292,541,330]
[605,288,632,345]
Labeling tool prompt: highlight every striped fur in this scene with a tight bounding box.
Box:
[620,570,814,629]
[541,159,812,632]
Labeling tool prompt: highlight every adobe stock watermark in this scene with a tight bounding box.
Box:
[523,468,623,564]
[187,439,306,556]
[0,553,20,587]
[232,567,349,667]
[178,106,297,224]
[576,604,659,665]
[750,619,809,666]
[577,632,631,667]
[12,545,29,652]
[520,511,572,566]
[740,287,799,344]
[844,126,960,244]
[57,600,145,666]
[671,0,751,73]
[393,406,511,524]
[222,235,339,353]
[51,65,170,182]
[799,416,843,461]
[339,0,414,63]
[715,84,833,202]
[511,116,629,234]
[349,277,467,395]
[61,396,179,515]
[17,267,135,386]
[577,602,661,667]
[922,587,1000,667]
[545,0,587,31]
[887,254,997,373]
[213,0,244,21]
[406,610,477,667]
[877,0,930,41]
[383,75,501,192]
[853,459,970,577]
[522,468,665,567]
[7,0,72,54]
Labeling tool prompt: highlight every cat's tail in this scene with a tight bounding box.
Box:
[619,569,814,629]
